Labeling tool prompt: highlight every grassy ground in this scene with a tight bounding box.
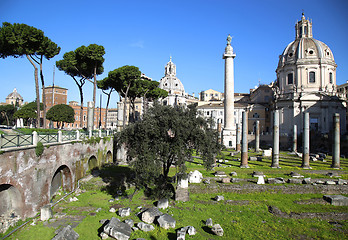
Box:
[2,150,348,240]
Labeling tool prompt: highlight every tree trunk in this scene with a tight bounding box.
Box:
[92,66,97,130]
[39,58,47,129]
[1,112,9,126]
[104,89,112,129]
[26,54,41,128]
[78,86,84,128]
[122,83,131,129]
[130,99,135,123]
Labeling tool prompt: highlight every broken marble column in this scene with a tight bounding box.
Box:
[331,113,340,169]
[301,112,311,169]
[236,123,241,151]
[271,110,280,168]
[157,214,176,229]
[103,217,131,239]
[255,120,260,152]
[240,111,249,168]
[87,101,94,132]
[292,125,297,152]
[40,204,52,221]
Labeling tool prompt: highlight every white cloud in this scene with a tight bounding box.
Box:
[130,40,144,48]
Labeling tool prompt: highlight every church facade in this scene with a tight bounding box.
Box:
[274,14,346,135]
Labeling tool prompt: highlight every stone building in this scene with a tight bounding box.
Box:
[67,101,107,129]
[274,13,346,135]
[106,108,118,130]
[249,84,273,133]
[199,89,224,102]
[197,91,271,136]
[337,81,348,100]
[43,85,68,108]
[5,88,23,106]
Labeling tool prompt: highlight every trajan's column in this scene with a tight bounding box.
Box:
[222,34,236,148]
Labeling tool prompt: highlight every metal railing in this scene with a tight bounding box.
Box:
[0,130,114,149]
[38,133,58,144]
[0,134,33,149]
[62,131,77,141]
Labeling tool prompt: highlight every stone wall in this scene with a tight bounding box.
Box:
[0,139,113,220]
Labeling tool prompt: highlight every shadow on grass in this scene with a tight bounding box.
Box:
[98,164,135,198]
[202,226,214,235]
[97,220,109,237]
[97,163,175,201]
[167,232,177,240]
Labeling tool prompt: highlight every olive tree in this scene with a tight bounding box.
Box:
[117,102,221,198]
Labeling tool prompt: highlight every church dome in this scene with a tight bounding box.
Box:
[278,38,335,69]
[276,14,337,95]
[278,13,336,69]
[6,88,23,105]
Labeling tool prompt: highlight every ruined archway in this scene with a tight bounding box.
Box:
[88,155,99,176]
[0,184,23,233]
[106,151,113,163]
[50,165,72,198]
[88,156,98,171]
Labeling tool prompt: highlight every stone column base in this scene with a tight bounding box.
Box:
[222,129,236,149]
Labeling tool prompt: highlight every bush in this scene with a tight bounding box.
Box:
[35,142,44,157]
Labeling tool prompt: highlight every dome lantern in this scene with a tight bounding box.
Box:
[295,13,313,39]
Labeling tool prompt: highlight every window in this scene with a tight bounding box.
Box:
[329,73,333,84]
[309,71,315,83]
[207,111,210,116]
[310,117,319,131]
[287,73,293,84]
[253,113,260,118]
[83,115,86,122]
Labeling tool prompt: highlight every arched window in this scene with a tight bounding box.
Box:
[329,73,333,84]
[287,73,293,84]
[309,71,316,83]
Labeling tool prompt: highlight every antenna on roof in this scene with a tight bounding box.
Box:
[53,64,55,87]
[52,65,55,106]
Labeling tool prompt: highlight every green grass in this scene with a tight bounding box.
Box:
[15,128,60,134]
[8,189,346,240]
[183,150,348,180]
[3,151,348,240]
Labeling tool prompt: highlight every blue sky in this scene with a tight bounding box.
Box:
[1,0,347,108]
